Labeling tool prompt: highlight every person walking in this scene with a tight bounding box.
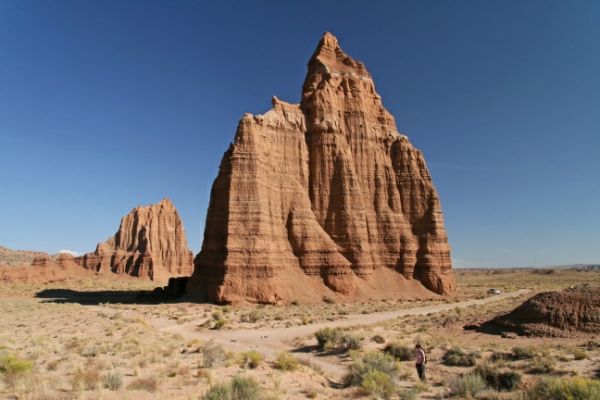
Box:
[415,343,427,382]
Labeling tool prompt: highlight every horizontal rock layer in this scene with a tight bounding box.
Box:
[188,32,454,303]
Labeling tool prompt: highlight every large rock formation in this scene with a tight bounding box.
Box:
[188,33,454,303]
[76,198,193,282]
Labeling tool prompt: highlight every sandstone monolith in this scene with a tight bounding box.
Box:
[188,33,454,303]
[77,198,193,282]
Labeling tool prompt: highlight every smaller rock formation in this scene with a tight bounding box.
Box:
[0,254,95,284]
[492,287,600,337]
[0,245,52,267]
[76,198,193,282]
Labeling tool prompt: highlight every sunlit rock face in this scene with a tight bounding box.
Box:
[189,33,454,303]
[77,198,194,282]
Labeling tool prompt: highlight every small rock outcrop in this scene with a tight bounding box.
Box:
[493,288,600,337]
[76,198,193,282]
[187,33,454,303]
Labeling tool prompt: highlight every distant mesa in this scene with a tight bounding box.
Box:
[76,198,194,283]
[186,32,455,303]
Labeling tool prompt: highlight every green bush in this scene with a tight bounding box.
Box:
[203,375,262,400]
[241,309,263,323]
[449,373,486,398]
[528,355,555,374]
[526,376,600,400]
[340,334,362,350]
[314,327,341,351]
[202,341,226,368]
[127,376,158,392]
[0,354,33,377]
[72,368,101,391]
[213,317,227,330]
[274,352,298,371]
[397,388,419,400]
[512,346,536,360]
[442,347,477,367]
[230,375,261,400]
[239,350,263,369]
[573,349,587,360]
[344,351,399,386]
[102,371,123,390]
[384,342,413,361]
[361,370,396,400]
[475,363,521,391]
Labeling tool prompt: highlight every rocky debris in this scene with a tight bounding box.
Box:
[76,198,193,282]
[188,32,454,303]
[493,287,600,337]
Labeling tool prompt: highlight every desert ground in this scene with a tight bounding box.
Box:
[1,268,599,399]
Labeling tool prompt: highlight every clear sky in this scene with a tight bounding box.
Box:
[1,1,599,267]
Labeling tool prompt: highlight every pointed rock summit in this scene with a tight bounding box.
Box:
[188,33,454,303]
[77,198,193,282]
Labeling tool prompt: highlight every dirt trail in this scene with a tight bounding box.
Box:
[148,289,529,380]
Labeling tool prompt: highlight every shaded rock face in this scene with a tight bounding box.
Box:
[76,199,193,282]
[189,33,454,303]
[493,288,600,337]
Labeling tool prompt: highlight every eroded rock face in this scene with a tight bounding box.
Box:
[493,288,600,337]
[76,198,193,282]
[189,33,454,303]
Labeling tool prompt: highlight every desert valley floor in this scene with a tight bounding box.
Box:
[1,268,598,399]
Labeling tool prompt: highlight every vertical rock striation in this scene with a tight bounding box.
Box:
[77,198,193,282]
[189,33,454,303]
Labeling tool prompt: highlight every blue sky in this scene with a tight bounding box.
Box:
[1,1,598,267]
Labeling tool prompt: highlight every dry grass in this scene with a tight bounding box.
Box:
[0,270,598,399]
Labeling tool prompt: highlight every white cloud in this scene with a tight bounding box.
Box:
[58,249,78,256]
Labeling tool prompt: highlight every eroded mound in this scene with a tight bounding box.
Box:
[493,287,600,337]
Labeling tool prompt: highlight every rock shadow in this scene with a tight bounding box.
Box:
[35,288,192,305]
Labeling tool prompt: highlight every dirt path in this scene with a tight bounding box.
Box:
[148,289,529,380]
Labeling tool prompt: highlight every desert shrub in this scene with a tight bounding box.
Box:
[384,342,413,361]
[528,355,555,374]
[203,375,261,400]
[322,296,335,304]
[526,376,600,400]
[449,373,486,398]
[573,349,587,360]
[314,327,341,351]
[512,346,535,360]
[213,318,227,330]
[371,335,385,344]
[239,350,263,369]
[202,341,226,368]
[443,347,477,367]
[345,351,399,386]
[127,376,158,392]
[241,309,263,323]
[102,371,123,390]
[475,363,521,391]
[340,334,362,350]
[274,352,298,371]
[397,388,419,400]
[72,368,101,391]
[489,351,511,362]
[361,370,396,400]
[0,354,33,383]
